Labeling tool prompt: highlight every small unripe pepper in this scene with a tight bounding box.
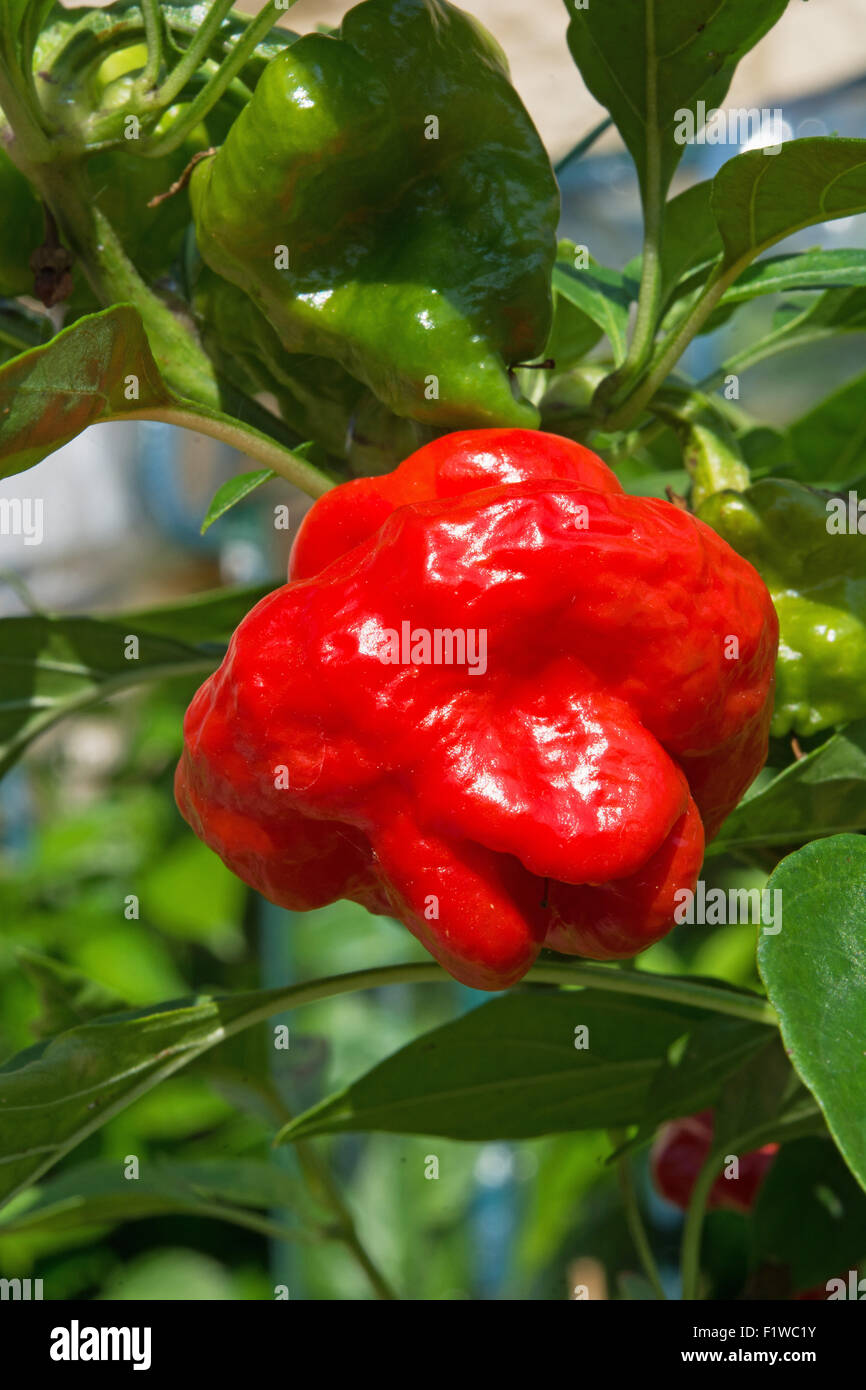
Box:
[698,479,866,737]
[176,429,777,989]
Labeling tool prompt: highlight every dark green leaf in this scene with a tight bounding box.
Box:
[787,370,866,486]
[758,835,866,1189]
[0,583,267,777]
[638,1017,771,1137]
[562,0,788,202]
[753,1138,866,1289]
[713,1033,813,1152]
[0,981,317,1207]
[0,1157,318,1239]
[709,721,866,854]
[200,469,276,534]
[0,614,218,777]
[0,301,52,364]
[276,990,710,1144]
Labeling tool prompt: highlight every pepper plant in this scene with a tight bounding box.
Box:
[0,0,865,1303]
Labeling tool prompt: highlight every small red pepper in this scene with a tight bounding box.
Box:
[650,1109,778,1215]
[176,429,778,989]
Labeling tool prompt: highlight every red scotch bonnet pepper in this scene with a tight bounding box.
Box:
[176,429,778,990]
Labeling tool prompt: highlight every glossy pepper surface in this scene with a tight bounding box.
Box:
[190,0,559,429]
[699,479,866,736]
[193,265,428,476]
[651,1109,778,1215]
[176,429,778,990]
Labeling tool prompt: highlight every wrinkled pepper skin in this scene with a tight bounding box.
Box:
[651,1110,778,1215]
[699,479,866,737]
[190,0,559,430]
[176,429,778,990]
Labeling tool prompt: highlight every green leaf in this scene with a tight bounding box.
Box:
[551,259,635,367]
[562,0,788,203]
[721,289,866,399]
[681,418,750,509]
[0,301,52,363]
[0,981,319,1207]
[637,1017,772,1137]
[719,248,866,305]
[713,1033,814,1152]
[713,138,866,271]
[0,304,331,492]
[544,246,605,373]
[687,249,866,340]
[753,1138,866,1290]
[276,991,711,1144]
[627,180,721,309]
[0,1158,317,1240]
[0,583,267,777]
[201,468,276,534]
[113,581,273,644]
[0,614,218,777]
[708,721,866,854]
[16,949,128,1039]
[758,834,866,1189]
[787,369,866,486]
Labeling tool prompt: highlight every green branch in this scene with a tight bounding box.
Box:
[152,0,237,108]
[124,404,335,497]
[139,1,292,158]
[611,1128,667,1300]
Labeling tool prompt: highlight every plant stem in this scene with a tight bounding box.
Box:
[526,962,777,1024]
[153,0,238,108]
[679,1147,720,1300]
[29,162,222,407]
[603,265,730,432]
[140,1,292,158]
[124,405,335,496]
[291,1135,399,1299]
[611,1129,667,1300]
[256,1077,399,1296]
[555,116,614,177]
[139,0,164,93]
[229,960,777,1026]
[591,3,664,419]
